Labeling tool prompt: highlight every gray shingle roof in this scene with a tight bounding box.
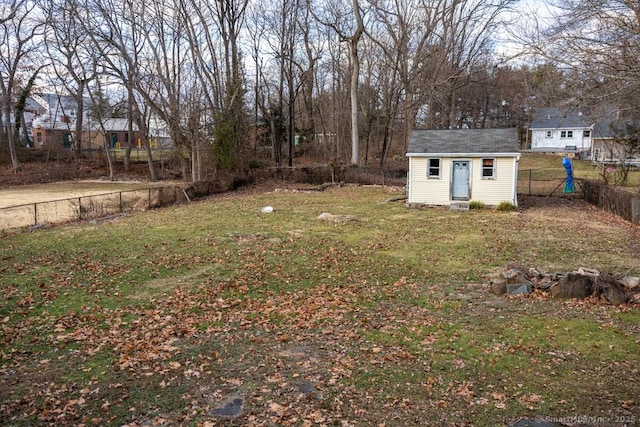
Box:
[530,106,620,135]
[407,128,519,155]
[530,107,592,129]
[595,119,640,139]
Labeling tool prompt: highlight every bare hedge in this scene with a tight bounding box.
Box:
[580,179,640,224]
[255,165,407,187]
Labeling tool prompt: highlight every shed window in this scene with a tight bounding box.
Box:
[427,158,441,179]
[482,158,495,179]
[560,130,573,138]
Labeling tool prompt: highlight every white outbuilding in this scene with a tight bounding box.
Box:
[406,128,520,207]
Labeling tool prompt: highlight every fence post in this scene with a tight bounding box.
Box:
[34,203,37,225]
[119,192,123,213]
[528,169,532,195]
[78,197,82,220]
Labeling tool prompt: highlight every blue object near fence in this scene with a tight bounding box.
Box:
[562,157,576,193]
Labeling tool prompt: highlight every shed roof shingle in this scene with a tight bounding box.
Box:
[407,128,519,155]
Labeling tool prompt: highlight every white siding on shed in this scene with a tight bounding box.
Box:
[408,157,451,205]
[470,157,517,205]
[408,156,518,206]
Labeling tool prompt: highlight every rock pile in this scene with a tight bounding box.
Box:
[488,265,639,304]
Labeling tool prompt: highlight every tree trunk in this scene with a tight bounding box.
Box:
[137,116,158,181]
[4,104,21,172]
[191,138,201,182]
[380,119,391,169]
[145,142,158,181]
[73,80,85,159]
[288,57,295,167]
[270,112,282,167]
[348,0,363,166]
[104,135,116,181]
[125,88,136,172]
[349,40,359,166]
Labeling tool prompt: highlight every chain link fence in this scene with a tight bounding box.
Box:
[0,186,186,232]
[517,168,580,196]
[4,168,635,231]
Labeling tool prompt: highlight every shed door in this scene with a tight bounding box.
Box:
[451,160,470,201]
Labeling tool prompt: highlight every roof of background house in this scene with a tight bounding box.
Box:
[593,121,615,139]
[39,93,90,110]
[23,96,47,112]
[86,118,139,132]
[530,106,620,133]
[530,107,592,129]
[407,128,519,155]
[594,119,640,139]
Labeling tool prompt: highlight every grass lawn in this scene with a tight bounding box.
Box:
[1,185,639,426]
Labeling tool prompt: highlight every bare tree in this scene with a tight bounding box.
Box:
[0,0,42,171]
[533,0,640,112]
[366,0,444,161]
[41,0,95,159]
[212,0,249,173]
[89,0,249,182]
[85,76,116,179]
[311,0,365,166]
[526,0,640,168]
[90,0,194,181]
[248,0,302,167]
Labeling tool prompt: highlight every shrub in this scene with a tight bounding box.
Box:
[469,201,485,210]
[496,201,517,212]
[249,160,269,170]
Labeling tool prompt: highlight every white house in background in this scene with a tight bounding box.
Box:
[529,106,619,157]
[27,93,174,150]
[30,94,91,148]
[406,128,520,207]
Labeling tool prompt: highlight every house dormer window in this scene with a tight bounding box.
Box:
[561,130,573,138]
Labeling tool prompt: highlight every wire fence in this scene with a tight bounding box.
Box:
[2,168,635,231]
[0,186,186,232]
[517,168,579,196]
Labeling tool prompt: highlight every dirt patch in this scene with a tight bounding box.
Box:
[518,194,585,210]
[0,160,185,231]
[0,180,186,231]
